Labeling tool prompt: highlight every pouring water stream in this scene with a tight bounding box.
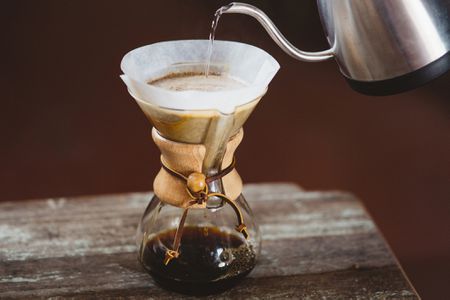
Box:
[205,4,234,77]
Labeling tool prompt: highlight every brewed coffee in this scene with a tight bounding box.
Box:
[141,226,256,295]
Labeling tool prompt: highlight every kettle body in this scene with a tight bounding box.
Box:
[223,1,450,95]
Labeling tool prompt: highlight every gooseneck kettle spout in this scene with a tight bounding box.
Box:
[221,1,450,96]
[222,3,334,62]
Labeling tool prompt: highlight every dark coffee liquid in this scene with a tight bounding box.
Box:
[140,226,256,295]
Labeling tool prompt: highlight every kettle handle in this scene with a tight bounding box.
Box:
[223,2,334,62]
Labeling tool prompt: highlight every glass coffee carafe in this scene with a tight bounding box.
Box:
[120,40,279,294]
[137,128,261,295]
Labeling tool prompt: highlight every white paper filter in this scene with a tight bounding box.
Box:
[120,40,280,114]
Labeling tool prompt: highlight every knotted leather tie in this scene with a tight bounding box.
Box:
[160,157,248,265]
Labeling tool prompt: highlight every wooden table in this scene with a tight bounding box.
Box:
[0,183,418,299]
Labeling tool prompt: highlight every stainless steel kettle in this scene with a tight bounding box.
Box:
[222,1,450,95]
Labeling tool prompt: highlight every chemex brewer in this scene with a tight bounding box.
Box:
[120,40,279,294]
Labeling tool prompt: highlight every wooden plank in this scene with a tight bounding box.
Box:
[0,183,418,299]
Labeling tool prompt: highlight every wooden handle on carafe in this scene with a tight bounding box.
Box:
[152,128,243,208]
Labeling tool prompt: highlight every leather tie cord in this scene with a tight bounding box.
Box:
[160,157,248,265]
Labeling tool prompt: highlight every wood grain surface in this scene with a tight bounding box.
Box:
[0,183,418,299]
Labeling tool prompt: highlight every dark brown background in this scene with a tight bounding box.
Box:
[1,1,449,298]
